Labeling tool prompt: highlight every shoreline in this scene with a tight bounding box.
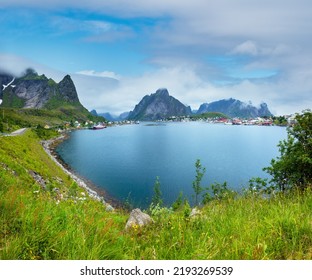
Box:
[41,131,123,210]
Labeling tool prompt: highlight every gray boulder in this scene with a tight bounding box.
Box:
[125,208,153,230]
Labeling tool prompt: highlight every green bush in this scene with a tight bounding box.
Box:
[264,110,312,190]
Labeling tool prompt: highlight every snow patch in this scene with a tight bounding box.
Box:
[2,77,15,91]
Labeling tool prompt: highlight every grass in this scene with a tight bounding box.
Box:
[1,130,312,260]
[127,192,312,260]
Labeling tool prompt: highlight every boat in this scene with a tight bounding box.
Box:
[232,119,242,125]
[91,123,106,130]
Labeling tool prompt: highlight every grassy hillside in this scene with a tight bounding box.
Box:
[0,107,105,133]
[1,130,312,259]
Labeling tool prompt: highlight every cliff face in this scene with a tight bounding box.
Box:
[0,69,84,110]
[128,88,192,121]
[197,98,272,118]
[57,75,80,104]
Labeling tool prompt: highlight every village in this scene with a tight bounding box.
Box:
[146,113,297,126]
[60,113,296,130]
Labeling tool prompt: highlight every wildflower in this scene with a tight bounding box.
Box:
[132,224,139,232]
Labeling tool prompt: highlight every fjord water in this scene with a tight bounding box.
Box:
[56,122,287,208]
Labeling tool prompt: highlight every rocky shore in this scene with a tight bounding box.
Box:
[41,133,116,211]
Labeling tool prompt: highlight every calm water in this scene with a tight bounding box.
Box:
[56,122,287,208]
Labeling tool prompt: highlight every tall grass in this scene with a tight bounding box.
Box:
[1,131,311,259]
[123,190,312,260]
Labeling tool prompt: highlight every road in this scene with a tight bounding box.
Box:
[1,128,28,137]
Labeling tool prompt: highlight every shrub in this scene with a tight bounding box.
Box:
[264,110,312,191]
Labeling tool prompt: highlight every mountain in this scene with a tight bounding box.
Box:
[0,68,85,110]
[0,68,105,127]
[90,109,98,116]
[128,88,192,121]
[98,111,130,122]
[197,98,272,118]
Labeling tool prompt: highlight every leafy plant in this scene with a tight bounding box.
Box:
[192,159,206,205]
[203,181,236,204]
[183,199,192,219]
[151,176,163,207]
[149,203,172,221]
[172,191,184,211]
[264,110,312,191]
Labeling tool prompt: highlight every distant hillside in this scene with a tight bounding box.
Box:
[197,98,272,118]
[98,111,130,122]
[128,88,192,121]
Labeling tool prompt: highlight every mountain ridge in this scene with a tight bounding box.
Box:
[197,98,272,118]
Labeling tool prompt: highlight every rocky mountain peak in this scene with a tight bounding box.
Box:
[128,88,192,121]
[155,88,169,97]
[58,75,80,103]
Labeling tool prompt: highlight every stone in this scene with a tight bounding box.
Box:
[29,170,47,190]
[189,207,201,219]
[105,204,114,212]
[125,208,153,230]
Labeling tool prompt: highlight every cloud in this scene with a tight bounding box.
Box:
[1,1,311,116]
[49,15,135,42]
[230,41,260,56]
[76,70,121,80]
[230,41,294,57]
[1,53,311,116]
[0,53,65,81]
[77,65,312,116]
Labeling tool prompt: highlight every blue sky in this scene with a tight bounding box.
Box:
[1,0,312,115]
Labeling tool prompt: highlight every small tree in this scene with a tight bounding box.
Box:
[172,191,184,211]
[264,110,312,190]
[152,176,163,206]
[192,159,206,205]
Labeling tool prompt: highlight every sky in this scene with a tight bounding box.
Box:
[1,0,312,116]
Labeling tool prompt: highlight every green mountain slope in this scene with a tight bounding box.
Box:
[0,69,105,131]
[1,69,83,110]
